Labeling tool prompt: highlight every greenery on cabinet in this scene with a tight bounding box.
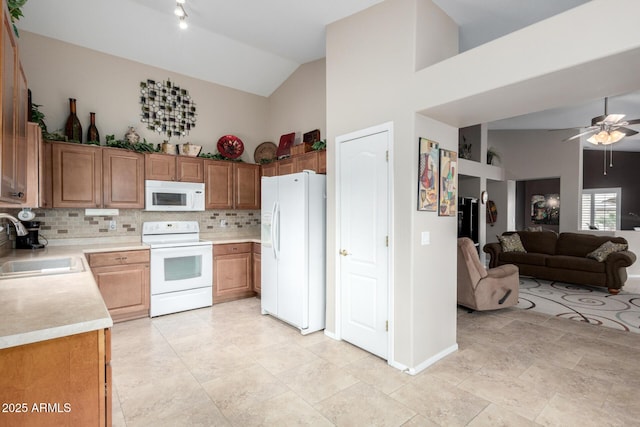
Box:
[30,103,67,141]
[7,0,27,37]
[198,151,245,162]
[312,139,326,151]
[105,134,159,152]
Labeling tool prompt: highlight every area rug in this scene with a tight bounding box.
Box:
[516,277,640,333]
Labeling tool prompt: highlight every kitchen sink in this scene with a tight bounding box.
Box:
[0,256,86,279]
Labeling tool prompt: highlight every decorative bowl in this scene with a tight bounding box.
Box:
[179,142,202,157]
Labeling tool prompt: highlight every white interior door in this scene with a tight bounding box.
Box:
[339,126,390,359]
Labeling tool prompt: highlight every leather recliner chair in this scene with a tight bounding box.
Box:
[457,237,519,311]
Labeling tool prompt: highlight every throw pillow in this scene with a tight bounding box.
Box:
[498,233,526,253]
[587,241,628,262]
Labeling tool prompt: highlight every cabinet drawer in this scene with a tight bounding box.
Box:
[214,243,252,256]
[88,250,150,267]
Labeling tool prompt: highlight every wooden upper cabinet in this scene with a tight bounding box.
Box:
[261,162,277,177]
[102,148,145,208]
[204,160,233,209]
[294,151,319,173]
[317,150,327,174]
[277,158,294,176]
[177,156,204,182]
[145,153,204,182]
[52,142,102,208]
[145,153,176,181]
[0,15,31,205]
[234,163,260,209]
[205,161,260,209]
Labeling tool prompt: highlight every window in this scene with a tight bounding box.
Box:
[581,188,621,231]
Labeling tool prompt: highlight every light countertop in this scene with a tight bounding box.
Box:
[0,234,260,350]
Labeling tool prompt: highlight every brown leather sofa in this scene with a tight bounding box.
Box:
[484,231,636,294]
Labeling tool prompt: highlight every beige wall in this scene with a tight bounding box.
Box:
[488,130,582,233]
[326,0,459,371]
[268,59,326,145]
[19,31,269,163]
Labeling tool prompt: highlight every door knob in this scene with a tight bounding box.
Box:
[339,249,350,256]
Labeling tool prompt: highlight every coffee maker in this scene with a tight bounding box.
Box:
[16,220,45,249]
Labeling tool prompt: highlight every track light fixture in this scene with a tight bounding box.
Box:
[174,1,188,29]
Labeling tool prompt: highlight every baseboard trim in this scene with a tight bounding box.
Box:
[324,329,339,340]
[403,343,459,375]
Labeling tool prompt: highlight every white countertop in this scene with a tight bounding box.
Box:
[0,234,260,350]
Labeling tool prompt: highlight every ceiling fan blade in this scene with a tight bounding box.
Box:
[562,129,596,142]
[591,115,606,126]
[625,118,640,126]
[605,113,626,123]
[617,127,639,137]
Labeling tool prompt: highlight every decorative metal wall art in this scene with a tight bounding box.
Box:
[140,78,196,138]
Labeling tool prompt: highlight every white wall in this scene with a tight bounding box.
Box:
[326,0,459,371]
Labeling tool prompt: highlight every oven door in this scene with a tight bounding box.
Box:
[150,244,213,295]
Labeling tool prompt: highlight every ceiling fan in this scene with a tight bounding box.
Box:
[563,97,640,145]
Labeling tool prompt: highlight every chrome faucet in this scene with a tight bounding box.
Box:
[0,213,28,236]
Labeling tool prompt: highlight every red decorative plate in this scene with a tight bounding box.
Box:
[217,135,244,159]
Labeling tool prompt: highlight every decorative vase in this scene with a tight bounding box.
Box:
[65,98,82,143]
[87,112,100,143]
[125,126,140,144]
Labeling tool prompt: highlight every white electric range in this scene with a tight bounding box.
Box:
[142,221,213,317]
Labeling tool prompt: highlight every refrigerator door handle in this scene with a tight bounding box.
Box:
[271,201,280,259]
[275,202,281,259]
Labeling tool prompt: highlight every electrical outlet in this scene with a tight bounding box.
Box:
[220,219,228,227]
[109,220,117,231]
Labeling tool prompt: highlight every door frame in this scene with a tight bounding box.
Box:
[334,121,394,365]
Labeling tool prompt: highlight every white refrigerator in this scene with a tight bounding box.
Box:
[261,171,326,334]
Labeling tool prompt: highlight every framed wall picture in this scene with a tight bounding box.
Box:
[439,148,458,216]
[417,138,439,211]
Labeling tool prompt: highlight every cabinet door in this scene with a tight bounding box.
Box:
[13,62,27,201]
[92,263,150,323]
[253,246,261,295]
[234,163,260,209]
[103,148,145,208]
[0,12,17,203]
[39,140,53,208]
[213,252,253,303]
[177,157,204,182]
[277,158,294,176]
[204,160,233,209]
[145,153,176,181]
[317,150,327,174]
[294,151,319,173]
[52,142,102,208]
[261,162,277,177]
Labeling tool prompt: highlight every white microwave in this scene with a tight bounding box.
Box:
[145,180,205,211]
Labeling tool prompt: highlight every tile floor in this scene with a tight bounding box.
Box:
[111,298,640,426]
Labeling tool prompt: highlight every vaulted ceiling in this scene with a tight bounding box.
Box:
[17,0,640,147]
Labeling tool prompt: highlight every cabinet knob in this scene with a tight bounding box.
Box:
[339,249,351,256]
[10,192,24,199]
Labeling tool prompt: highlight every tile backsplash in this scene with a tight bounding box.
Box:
[0,208,260,246]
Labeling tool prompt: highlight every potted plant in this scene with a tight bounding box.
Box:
[487,147,501,165]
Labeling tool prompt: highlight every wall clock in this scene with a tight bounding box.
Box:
[140,78,197,138]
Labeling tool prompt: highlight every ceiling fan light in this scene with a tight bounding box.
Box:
[174,6,184,17]
[176,0,186,4]
[586,135,599,145]
[179,17,188,29]
[609,130,625,143]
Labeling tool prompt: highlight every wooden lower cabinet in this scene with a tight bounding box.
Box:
[213,243,255,303]
[88,250,150,323]
[0,328,111,427]
[252,243,261,295]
